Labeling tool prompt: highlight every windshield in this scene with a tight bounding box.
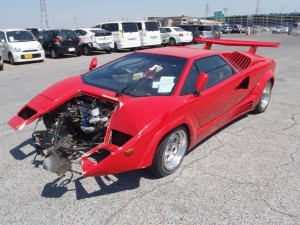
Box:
[7,30,36,42]
[83,53,187,97]
[58,30,78,39]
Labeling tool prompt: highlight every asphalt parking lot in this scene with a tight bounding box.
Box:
[1,34,300,225]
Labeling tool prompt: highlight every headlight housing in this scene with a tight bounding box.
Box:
[14,47,21,52]
[38,44,43,50]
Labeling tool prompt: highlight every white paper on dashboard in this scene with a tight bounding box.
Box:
[158,77,175,93]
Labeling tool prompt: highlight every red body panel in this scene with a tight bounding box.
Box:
[8,39,279,177]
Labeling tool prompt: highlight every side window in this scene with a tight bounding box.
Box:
[159,28,166,33]
[165,28,171,32]
[195,55,235,89]
[0,32,6,42]
[38,32,45,40]
[180,64,199,95]
[75,30,86,36]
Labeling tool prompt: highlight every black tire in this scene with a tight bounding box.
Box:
[8,53,15,65]
[82,45,91,55]
[76,50,82,57]
[105,49,111,54]
[50,49,58,59]
[169,38,176,46]
[253,80,273,114]
[113,42,119,52]
[149,126,188,177]
[0,64,3,71]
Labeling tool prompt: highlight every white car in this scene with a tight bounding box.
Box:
[162,27,193,46]
[74,28,114,55]
[0,29,45,64]
[0,49,3,70]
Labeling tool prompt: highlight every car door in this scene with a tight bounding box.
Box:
[181,55,248,140]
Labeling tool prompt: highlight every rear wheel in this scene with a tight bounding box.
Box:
[82,45,91,55]
[8,53,15,65]
[253,80,273,113]
[150,126,188,177]
[0,64,3,70]
[169,38,176,46]
[50,49,58,59]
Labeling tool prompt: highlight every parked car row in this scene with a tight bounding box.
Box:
[219,24,247,34]
[0,22,223,67]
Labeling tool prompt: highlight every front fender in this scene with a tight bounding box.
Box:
[137,111,198,169]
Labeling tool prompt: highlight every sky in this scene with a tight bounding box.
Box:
[0,0,299,29]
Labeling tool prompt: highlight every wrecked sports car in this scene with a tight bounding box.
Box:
[8,39,279,178]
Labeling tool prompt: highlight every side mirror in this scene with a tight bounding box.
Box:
[1,39,5,43]
[195,72,208,96]
[89,57,98,70]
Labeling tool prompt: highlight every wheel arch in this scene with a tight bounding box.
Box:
[138,121,193,169]
[251,70,275,106]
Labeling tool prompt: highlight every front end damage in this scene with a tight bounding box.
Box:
[27,94,123,176]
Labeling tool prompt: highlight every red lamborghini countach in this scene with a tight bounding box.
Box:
[8,39,279,178]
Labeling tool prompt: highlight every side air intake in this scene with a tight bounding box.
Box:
[227,52,252,71]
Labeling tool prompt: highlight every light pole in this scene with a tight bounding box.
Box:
[281,6,284,27]
[73,16,77,28]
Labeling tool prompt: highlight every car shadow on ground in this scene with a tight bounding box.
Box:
[9,137,156,199]
[9,138,36,160]
[10,114,249,200]
[41,169,155,200]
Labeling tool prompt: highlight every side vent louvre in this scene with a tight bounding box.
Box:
[228,52,252,71]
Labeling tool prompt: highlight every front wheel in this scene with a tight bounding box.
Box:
[253,80,273,113]
[150,127,188,177]
[8,53,15,65]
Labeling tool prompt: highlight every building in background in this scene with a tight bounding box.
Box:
[149,12,300,27]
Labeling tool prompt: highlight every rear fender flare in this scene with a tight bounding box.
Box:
[251,70,274,104]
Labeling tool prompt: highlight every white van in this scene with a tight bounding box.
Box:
[136,21,161,47]
[0,29,45,64]
[98,22,141,51]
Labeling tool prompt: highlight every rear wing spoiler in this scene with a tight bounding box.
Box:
[194,38,280,54]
